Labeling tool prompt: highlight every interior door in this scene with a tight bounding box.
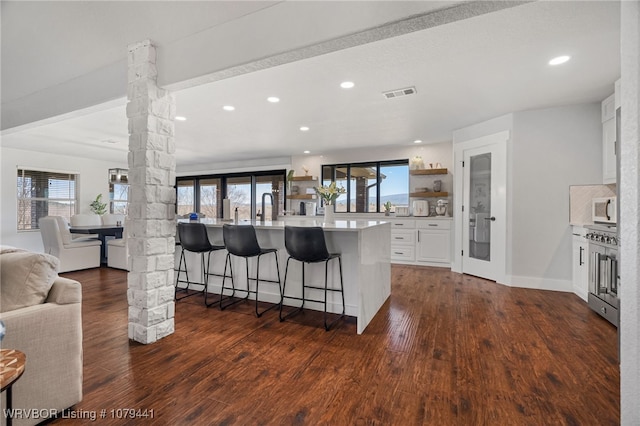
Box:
[460,139,507,281]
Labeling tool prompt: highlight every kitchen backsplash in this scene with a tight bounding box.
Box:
[569,184,616,225]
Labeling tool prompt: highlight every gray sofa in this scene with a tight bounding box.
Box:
[0,246,83,426]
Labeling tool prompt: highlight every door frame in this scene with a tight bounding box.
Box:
[452,131,509,284]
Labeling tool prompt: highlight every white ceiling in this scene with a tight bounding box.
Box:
[0,1,621,171]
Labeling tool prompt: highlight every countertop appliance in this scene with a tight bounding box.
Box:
[592,196,616,224]
[585,224,619,327]
[412,200,429,217]
[395,206,411,217]
[304,202,316,216]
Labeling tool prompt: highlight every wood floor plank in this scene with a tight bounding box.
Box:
[48,265,619,425]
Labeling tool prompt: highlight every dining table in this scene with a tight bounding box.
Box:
[69,225,123,264]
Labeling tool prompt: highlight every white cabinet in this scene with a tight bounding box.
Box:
[416,220,451,265]
[572,227,589,302]
[602,94,616,184]
[388,217,452,267]
[390,220,416,262]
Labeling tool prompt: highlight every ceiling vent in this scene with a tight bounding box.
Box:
[382,86,417,99]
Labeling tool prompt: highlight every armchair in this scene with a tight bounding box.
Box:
[39,216,101,272]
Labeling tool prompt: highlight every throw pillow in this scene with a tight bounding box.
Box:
[0,251,60,313]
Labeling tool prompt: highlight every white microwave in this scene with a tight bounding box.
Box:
[592,197,617,224]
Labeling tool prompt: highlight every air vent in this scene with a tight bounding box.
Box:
[383,86,417,99]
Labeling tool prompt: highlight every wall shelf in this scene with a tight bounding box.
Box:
[410,168,448,176]
[410,192,449,198]
[290,176,316,181]
[288,194,315,200]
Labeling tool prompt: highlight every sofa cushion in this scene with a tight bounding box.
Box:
[0,245,28,255]
[0,251,60,313]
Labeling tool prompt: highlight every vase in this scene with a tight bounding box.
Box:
[324,206,335,223]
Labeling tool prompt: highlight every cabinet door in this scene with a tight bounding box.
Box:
[603,118,616,184]
[416,229,451,264]
[572,235,588,302]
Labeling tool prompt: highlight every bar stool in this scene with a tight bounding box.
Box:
[175,222,227,305]
[220,224,282,317]
[280,226,345,331]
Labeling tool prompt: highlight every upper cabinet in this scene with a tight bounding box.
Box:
[601,93,616,185]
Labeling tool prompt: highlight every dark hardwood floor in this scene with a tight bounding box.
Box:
[51,265,619,425]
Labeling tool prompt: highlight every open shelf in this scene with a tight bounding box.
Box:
[290,176,316,181]
[409,168,448,175]
[410,192,449,198]
[287,194,315,200]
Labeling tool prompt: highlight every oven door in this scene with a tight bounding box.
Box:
[589,243,619,309]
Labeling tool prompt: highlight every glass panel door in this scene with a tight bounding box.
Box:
[468,153,492,261]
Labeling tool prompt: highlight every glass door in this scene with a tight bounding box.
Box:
[461,140,506,281]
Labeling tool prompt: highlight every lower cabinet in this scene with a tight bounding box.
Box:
[572,227,589,302]
[416,221,451,264]
[389,218,451,267]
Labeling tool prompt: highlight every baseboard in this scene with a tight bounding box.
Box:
[572,285,588,302]
[506,275,573,293]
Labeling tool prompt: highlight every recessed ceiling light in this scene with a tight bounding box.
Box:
[340,81,355,89]
[303,150,310,154]
[175,116,186,121]
[267,97,280,103]
[223,105,235,111]
[102,139,118,144]
[300,126,310,132]
[413,140,422,144]
[549,55,571,66]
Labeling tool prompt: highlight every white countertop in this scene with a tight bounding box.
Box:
[178,218,390,231]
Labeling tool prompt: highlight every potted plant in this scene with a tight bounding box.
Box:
[383,201,392,216]
[89,194,107,215]
[314,182,346,222]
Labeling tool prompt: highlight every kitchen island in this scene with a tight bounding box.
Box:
[176,218,391,334]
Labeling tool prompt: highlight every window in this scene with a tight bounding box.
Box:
[175,170,286,220]
[200,178,221,218]
[227,176,252,220]
[176,180,195,216]
[322,160,408,213]
[108,168,129,214]
[109,183,129,214]
[17,168,77,230]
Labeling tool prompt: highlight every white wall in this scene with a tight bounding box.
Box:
[0,147,127,252]
[453,104,603,291]
[511,103,602,286]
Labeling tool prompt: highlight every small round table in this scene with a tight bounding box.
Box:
[1,349,26,426]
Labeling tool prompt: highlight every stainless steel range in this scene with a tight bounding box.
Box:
[585,224,618,326]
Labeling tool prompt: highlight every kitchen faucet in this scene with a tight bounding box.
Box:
[259,192,274,222]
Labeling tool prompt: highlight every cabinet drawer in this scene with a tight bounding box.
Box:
[390,219,415,229]
[391,246,415,261]
[416,220,451,230]
[391,229,415,245]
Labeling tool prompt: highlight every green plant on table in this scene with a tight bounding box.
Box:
[89,194,107,215]
[383,201,392,212]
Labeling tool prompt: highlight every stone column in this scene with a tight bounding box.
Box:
[620,1,640,422]
[126,40,176,344]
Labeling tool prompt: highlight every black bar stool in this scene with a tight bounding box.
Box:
[220,224,282,317]
[175,222,228,305]
[280,226,345,331]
